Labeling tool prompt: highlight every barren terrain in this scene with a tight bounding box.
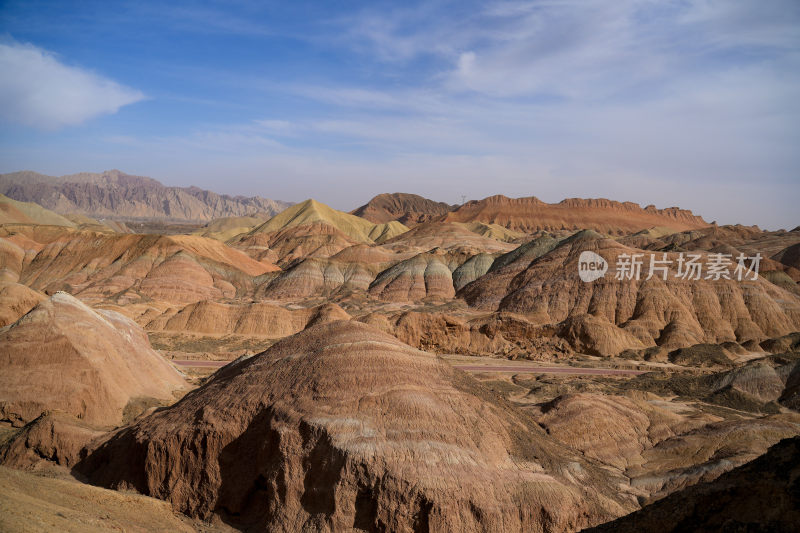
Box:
[1,183,798,531]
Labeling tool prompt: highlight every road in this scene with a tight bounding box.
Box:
[171,359,647,376]
[452,365,646,375]
[172,359,230,368]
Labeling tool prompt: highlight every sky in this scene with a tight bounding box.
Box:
[0,0,798,229]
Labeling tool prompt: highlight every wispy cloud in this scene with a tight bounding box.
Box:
[0,40,144,130]
[2,1,798,228]
[342,0,800,100]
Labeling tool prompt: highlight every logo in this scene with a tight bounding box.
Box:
[576,251,761,283]
[578,251,608,282]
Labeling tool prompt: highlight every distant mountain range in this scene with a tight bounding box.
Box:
[354,192,709,234]
[1,169,711,235]
[0,170,292,222]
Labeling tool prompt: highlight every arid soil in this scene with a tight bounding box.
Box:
[1,187,798,531]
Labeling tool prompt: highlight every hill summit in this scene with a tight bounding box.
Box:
[351,192,454,227]
[250,198,408,244]
[78,320,633,530]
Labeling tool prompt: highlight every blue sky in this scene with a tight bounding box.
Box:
[1,0,798,228]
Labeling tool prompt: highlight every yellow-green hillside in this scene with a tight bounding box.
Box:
[195,214,271,241]
[457,221,525,242]
[249,199,408,244]
[0,194,76,227]
[630,226,681,239]
[368,221,410,243]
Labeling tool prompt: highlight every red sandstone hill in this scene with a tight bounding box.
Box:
[0,292,186,427]
[0,225,279,305]
[77,320,635,531]
[439,195,709,234]
[351,193,454,227]
[458,231,800,355]
[145,300,350,337]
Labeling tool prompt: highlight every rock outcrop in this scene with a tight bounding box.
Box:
[360,310,566,357]
[587,436,800,532]
[622,225,800,289]
[249,199,407,245]
[774,242,800,272]
[0,411,106,469]
[368,251,456,301]
[258,257,378,299]
[351,192,454,226]
[379,221,516,255]
[537,393,717,471]
[460,231,800,355]
[0,293,186,427]
[452,253,496,291]
[440,195,709,234]
[0,281,46,327]
[78,321,635,531]
[456,221,526,242]
[146,300,350,337]
[233,221,360,267]
[2,227,279,305]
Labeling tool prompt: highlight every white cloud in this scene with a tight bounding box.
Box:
[343,0,800,100]
[5,2,797,229]
[0,41,144,130]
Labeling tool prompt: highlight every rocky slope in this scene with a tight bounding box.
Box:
[195,213,273,241]
[0,281,46,327]
[0,170,291,222]
[775,242,800,270]
[586,436,800,532]
[379,221,516,255]
[457,221,526,242]
[359,309,564,357]
[257,257,379,300]
[459,231,800,355]
[368,251,456,302]
[621,225,800,288]
[248,199,408,245]
[232,220,360,267]
[1,225,279,305]
[77,321,635,532]
[0,293,186,427]
[351,192,454,226]
[440,195,709,234]
[536,392,800,497]
[146,300,350,337]
[0,194,76,226]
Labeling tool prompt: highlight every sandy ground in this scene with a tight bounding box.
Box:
[0,466,236,533]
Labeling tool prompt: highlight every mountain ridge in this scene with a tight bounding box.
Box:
[440,194,709,234]
[351,192,455,227]
[0,169,292,223]
[248,198,408,244]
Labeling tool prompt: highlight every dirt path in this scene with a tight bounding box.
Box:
[452,365,647,375]
[172,359,230,368]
